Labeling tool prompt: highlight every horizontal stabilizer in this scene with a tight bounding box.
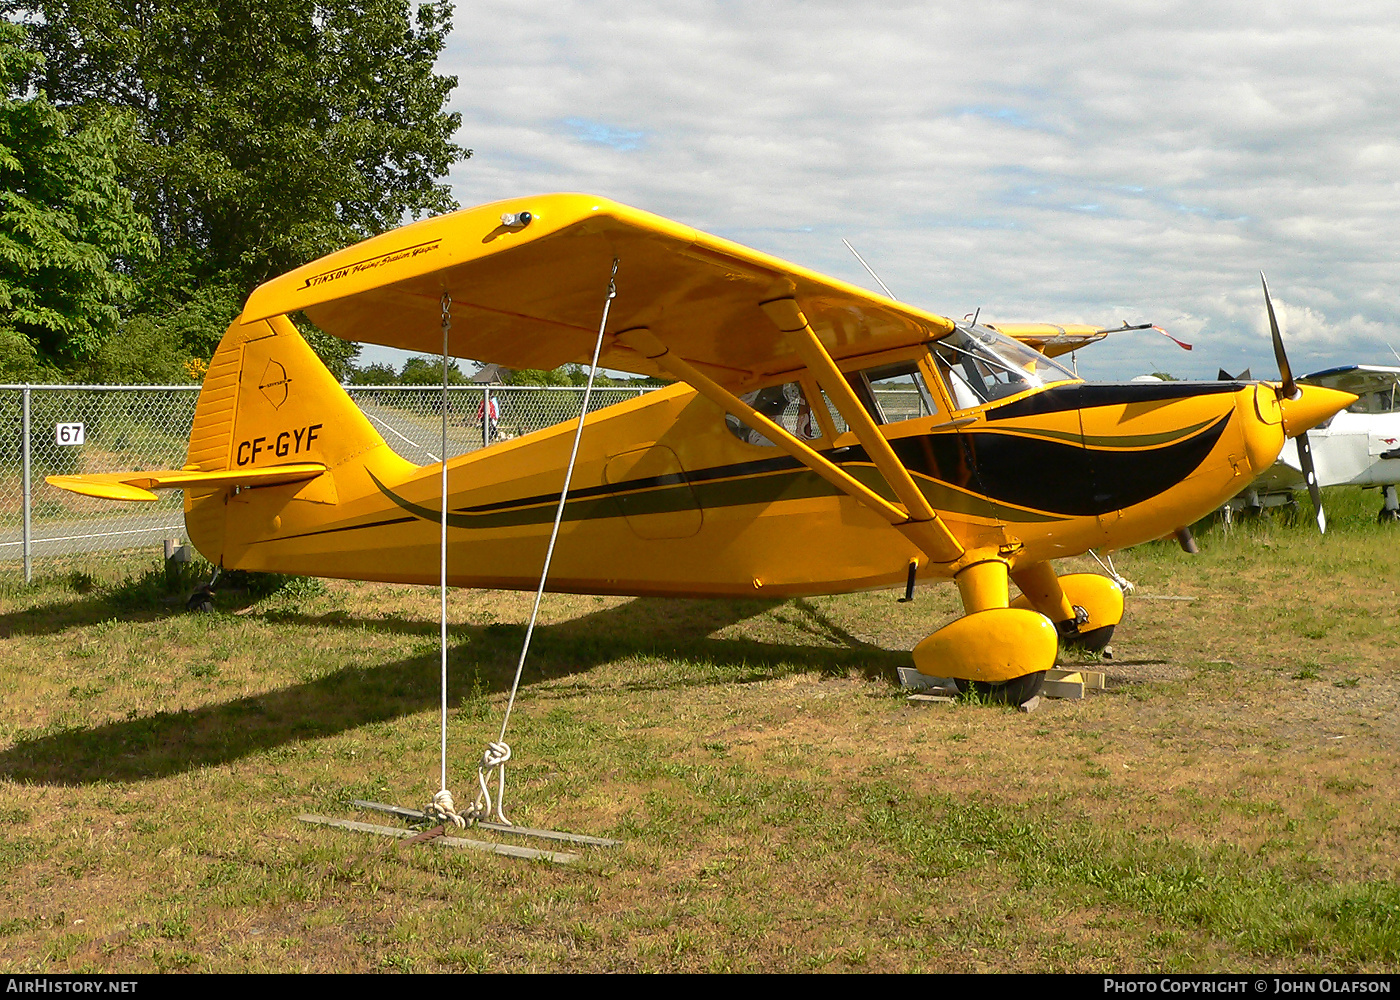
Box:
[47,463,327,503]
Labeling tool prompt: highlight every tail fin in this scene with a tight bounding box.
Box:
[46,313,413,567]
[183,314,410,563]
[187,314,393,475]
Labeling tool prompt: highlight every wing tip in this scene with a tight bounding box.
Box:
[46,475,159,502]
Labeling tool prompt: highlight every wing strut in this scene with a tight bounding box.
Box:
[760,298,965,564]
[614,328,906,522]
[615,325,964,565]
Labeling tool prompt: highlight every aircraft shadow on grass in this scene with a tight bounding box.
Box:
[0,594,910,786]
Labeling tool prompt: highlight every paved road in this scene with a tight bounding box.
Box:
[1,389,653,565]
[0,509,187,562]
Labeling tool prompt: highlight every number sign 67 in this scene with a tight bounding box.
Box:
[55,422,85,446]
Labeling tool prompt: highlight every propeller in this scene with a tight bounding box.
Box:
[1261,273,1327,533]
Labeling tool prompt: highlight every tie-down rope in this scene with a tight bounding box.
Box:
[432,292,459,825]
[435,260,619,828]
[1088,548,1135,594]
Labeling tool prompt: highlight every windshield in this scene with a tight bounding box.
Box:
[931,323,1077,409]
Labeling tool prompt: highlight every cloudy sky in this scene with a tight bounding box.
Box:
[371,1,1400,382]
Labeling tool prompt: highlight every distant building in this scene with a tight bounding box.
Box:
[471,363,512,385]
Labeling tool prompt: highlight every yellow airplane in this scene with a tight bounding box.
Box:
[47,194,1354,702]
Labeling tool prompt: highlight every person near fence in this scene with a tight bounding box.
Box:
[476,394,500,444]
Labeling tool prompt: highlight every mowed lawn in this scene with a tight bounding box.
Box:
[1,490,1398,973]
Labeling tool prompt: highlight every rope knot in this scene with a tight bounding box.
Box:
[469,740,514,826]
[427,788,467,829]
[480,741,511,768]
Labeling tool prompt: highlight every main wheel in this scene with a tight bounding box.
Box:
[1059,623,1116,653]
[186,588,215,613]
[954,670,1047,706]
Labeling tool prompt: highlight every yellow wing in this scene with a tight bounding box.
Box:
[991,321,1192,359]
[240,193,957,387]
[986,323,1110,359]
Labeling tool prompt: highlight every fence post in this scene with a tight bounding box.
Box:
[482,385,491,447]
[21,385,31,584]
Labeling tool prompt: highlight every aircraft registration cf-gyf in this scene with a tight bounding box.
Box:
[47,194,1356,702]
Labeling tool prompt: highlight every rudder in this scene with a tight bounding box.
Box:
[184,314,409,564]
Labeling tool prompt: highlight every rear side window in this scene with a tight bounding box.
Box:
[725,382,821,446]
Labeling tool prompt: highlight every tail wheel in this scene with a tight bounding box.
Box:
[954,670,1046,706]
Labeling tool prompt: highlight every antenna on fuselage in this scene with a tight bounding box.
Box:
[841,239,899,301]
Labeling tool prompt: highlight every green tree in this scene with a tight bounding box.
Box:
[9,0,469,374]
[0,21,155,378]
[505,364,620,388]
[398,355,466,385]
[345,360,399,385]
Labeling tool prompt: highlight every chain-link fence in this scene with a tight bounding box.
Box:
[345,385,654,465]
[2,381,938,581]
[0,384,656,580]
[1,386,201,578]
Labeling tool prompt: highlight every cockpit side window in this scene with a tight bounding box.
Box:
[1348,386,1400,414]
[849,361,939,425]
[804,358,946,433]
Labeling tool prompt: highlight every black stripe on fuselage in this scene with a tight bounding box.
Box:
[255,514,418,544]
[362,411,1230,530]
[269,382,1243,544]
[452,453,806,514]
[985,381,1244,421]
[921,413,1232,516]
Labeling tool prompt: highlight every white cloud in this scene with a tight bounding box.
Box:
[432,1,1400,381]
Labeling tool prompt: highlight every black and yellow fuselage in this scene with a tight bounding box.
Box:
[47,192,1359,687]
[190,317,1311,600]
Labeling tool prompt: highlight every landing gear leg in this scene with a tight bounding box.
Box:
[1010,561,1123,653]
[1380,485,1400,524]
[1241,488,1263,521]
[912,558,1057,706]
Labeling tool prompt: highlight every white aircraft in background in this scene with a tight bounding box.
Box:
[1223,364,1400,526]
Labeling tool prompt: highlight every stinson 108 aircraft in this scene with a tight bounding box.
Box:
[48,195,1354,702]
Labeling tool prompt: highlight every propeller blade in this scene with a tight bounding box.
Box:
[1297,430,1326,533]
[1262,273,1329,531]
[1260,272,1296,398]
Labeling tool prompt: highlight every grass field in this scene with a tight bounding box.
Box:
[1,490,1398,973]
